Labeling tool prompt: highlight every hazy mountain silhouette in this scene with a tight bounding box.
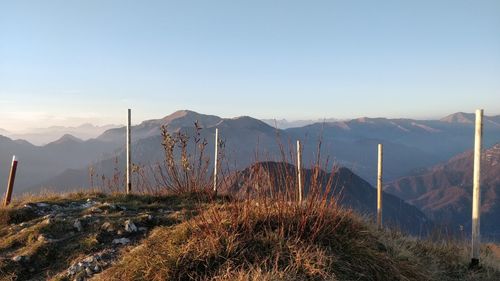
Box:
[5,124,119,146]
[0,134,120,194]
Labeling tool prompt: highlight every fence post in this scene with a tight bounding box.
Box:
[126,109,132,194]
[377,144,384,229]
[4,155,18,207]
[297,140,303,203]
[213,128,219,193]
[471,109,483,268]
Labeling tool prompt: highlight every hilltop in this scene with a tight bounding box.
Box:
[1,192,500,281]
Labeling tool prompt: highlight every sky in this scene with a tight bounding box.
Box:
[1,0,499,131]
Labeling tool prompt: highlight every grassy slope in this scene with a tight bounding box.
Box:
[1,192,500,281]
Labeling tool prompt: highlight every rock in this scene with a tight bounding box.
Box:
[85,267,93,276]
[89,206,103,213]
[36,203,49,208]
[113,238,131,245]
[124,220,138,233]
[38,234,47,242]
[102,202,117,210]
[101,222,114,232]
[93,265,101,272]
[74,219,83,232]
[12,255,23,262]
[55,213,66,219]
[20,222,29,227]
[81,200,95,209]
[138,227,148,232]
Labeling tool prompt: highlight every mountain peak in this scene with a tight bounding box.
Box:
[440,112,475,124]
[163,110,197,120]
[50,134,83,145]
[220,116,275,132]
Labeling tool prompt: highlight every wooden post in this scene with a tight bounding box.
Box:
[126,109,132,194]
[297,140,303,203]
[4,155,18,207]
[471,109,483,267]
[377,144,384,229]
[213,128,219,193]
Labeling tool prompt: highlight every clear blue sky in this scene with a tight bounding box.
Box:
[1,0,499,130]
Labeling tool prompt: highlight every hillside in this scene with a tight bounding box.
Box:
[1,192,500,281]
[225,162,430,235]
[0,135,119,193]
[385,143,500,239]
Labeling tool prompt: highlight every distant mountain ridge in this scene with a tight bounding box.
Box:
[3,123,119,146]
[440,112,500,126]
[261,118,340,129]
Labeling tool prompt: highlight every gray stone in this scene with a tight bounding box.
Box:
[124,220,138,233]
[12,256,23,262]
[74,219,83,232]
[112,238,131,245]
[101,222,114,232]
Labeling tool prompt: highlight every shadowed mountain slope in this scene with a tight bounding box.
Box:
[225,161,431,235]
[385,143,500,239]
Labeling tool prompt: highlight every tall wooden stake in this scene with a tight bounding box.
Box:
[126,109,132,194]
[377,144,384,229]
[4,155,18,207]
[213,128,219,193]
[471,109,483,267]
[297,140,303,203]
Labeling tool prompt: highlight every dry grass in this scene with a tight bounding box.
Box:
[97,197,500,281]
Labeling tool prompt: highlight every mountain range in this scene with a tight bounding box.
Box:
[1,124,119,146]
[2,110,500,196]
[2,109,500,239]
[0,134,120,193]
